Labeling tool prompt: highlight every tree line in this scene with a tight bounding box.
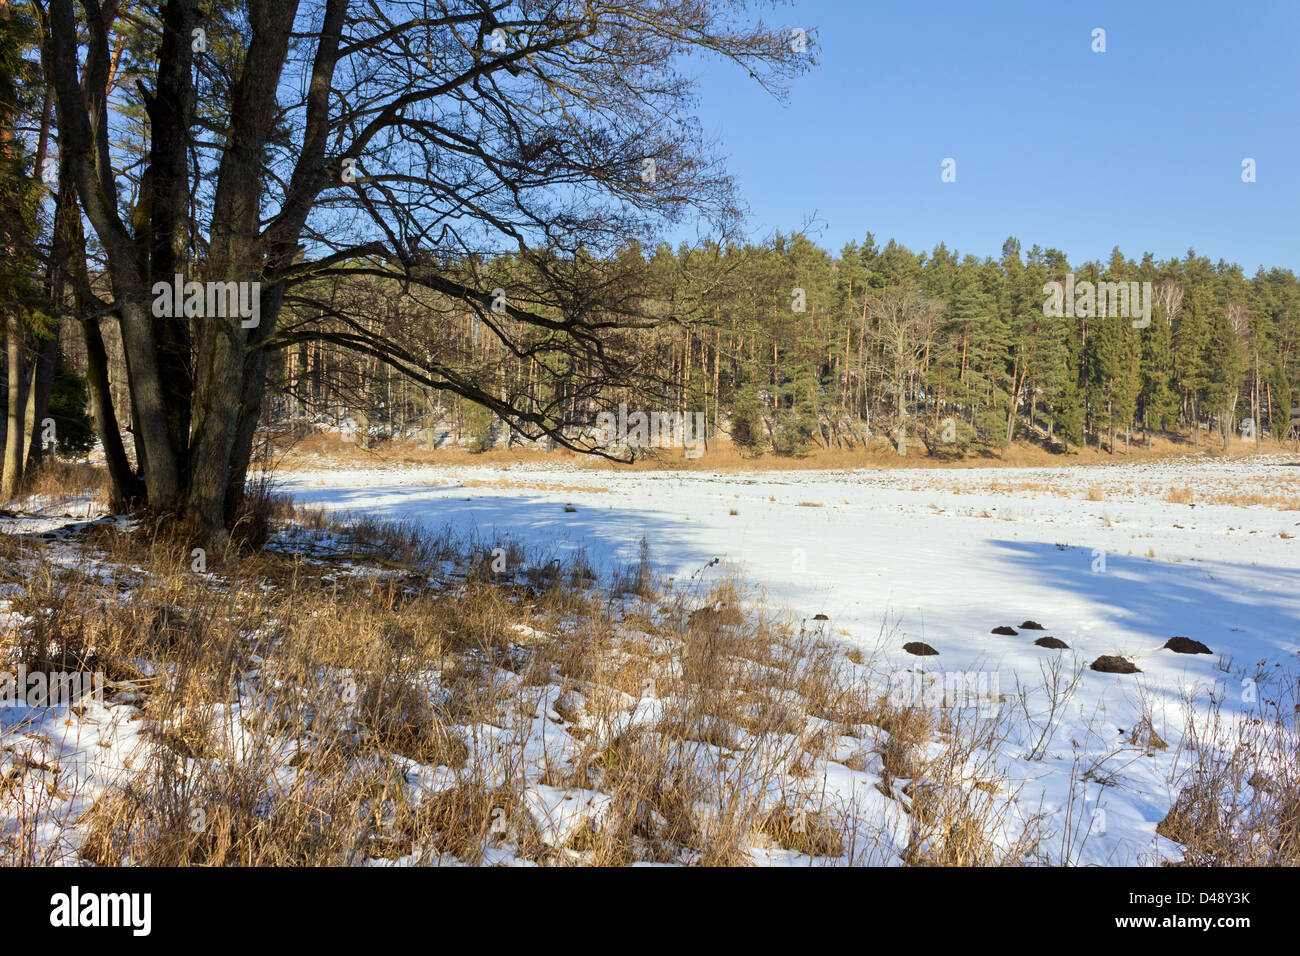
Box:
[251,234,1300,459]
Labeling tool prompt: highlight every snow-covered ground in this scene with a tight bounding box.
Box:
[282,454,1300,865]
[4,455,1296,866]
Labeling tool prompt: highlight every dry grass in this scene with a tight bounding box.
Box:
[1159,484,1300,510]
[933,473,1300,512]
[0,499,1070,868]
[269,423,1265,477]
[1155,679,1300,865]
[1,460,110,513]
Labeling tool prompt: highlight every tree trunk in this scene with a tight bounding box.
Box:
[24,332,59,470]
[424,392,439,451]
[120,299,182,506]
[81,318,139,508]
[2,313,27,499]
[186,317,250,548]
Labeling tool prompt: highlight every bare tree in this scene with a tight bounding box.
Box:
[1225,298,1254,447]
[1154,277,1183,330]
[41,0,809,545]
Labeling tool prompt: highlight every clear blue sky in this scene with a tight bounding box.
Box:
[689,0,1300,272]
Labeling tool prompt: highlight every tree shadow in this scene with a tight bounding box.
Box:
[985,537,1300,682]
[288,482,725,582]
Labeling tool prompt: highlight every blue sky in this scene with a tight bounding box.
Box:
[688,0,1299,272]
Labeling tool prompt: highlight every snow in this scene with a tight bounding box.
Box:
[281,454,1300,865]
[0,695,152,866]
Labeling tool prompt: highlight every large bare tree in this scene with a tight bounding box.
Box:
[40,0,809,546]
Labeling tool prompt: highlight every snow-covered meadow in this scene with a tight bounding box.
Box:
[3,453,1297,867]
[281,454,1300,864]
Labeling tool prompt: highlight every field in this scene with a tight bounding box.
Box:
[2,452,1297,866]
[281,455,1300,865]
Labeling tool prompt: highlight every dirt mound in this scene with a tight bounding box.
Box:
[991,626,1018,636]
[1034,636,1069,649]
[1090,655,1141,674]
[1019,620,1046,630]
[902,641,939,656]
[1163,636,1212,655]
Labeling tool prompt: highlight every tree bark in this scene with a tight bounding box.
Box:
[47,0,181,507]
[2,313,27,499]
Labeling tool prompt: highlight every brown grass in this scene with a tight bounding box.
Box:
[1155,679,1300,865]
[1,460,110,512]
[268,423,1278,477]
